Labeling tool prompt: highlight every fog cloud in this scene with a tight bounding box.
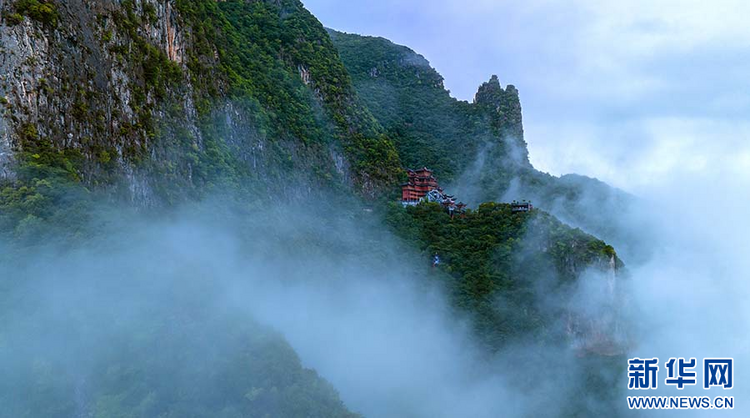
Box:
[1,191,633,417]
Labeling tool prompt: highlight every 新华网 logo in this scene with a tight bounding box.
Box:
[628,357,733,390]
[626,357,734,410]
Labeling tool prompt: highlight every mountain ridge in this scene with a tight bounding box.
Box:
[329,29,636,252]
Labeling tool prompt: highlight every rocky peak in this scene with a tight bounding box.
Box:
[473,74,502,104]
[474,75,528,166]
[473,75,520,113]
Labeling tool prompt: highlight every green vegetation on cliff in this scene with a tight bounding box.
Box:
[10,0,58,26]
[172,0,401,195]
[386,202,621,350]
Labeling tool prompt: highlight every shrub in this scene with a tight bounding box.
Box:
[4,12,25,25]
[15,0,59,27]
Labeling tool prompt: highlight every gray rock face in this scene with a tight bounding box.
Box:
[0,1,200,199]
[0,100,13,179]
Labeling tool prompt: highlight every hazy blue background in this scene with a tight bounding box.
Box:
[303,0,750,193]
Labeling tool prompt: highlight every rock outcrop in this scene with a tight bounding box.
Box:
[0,0,401,204]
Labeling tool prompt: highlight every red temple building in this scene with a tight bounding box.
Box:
[401,167,439,203]
[401,167,467,217]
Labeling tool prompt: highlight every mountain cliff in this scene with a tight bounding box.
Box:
[0,0,401,204]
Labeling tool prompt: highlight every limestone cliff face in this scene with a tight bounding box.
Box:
[515,210,627,354]
[0,0,399,205]
[0,1,196,196]
[563,254,628,356]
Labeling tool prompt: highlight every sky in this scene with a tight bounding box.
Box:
[302,0,750,193]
